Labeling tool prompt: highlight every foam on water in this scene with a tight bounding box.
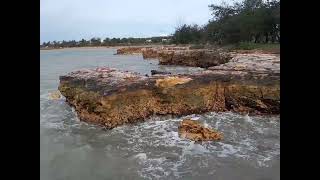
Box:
[244,113,254,123]
[134,153,148,161]
[105,113,279,178]
[41,94,279,179]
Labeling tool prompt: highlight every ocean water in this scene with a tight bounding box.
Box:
[40,48,280,180]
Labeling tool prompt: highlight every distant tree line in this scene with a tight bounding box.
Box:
[40,36,172,48]
[172,0,280,45]
[41,0,279,48]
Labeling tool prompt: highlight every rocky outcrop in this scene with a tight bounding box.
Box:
[141,47,279,70]
[117,46,232,69]
[142,46,190,59]
[164,47,189,50]
[142,48,159,59]
[157,49,232,68]
[116,46,189,56]
[178,119,223,141]
[59,65,279,129]
[232,49,280,54]
[116,47,149,55]
[209,53,280,74]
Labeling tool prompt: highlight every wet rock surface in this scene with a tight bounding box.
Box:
[178,119,223,141]
[59,64,279,128]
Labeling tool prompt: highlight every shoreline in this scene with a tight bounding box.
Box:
[41,44,280,54]
[40,44,176,51]
[41,46,119,50]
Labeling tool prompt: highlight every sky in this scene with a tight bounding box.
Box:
[40,0,228,43]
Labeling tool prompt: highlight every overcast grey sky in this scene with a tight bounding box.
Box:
[40,0,228,42]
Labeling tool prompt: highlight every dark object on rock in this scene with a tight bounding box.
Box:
[151,70,172,75]
[178,119,223,141]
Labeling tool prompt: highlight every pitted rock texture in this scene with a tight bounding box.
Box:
[59,67,279,129]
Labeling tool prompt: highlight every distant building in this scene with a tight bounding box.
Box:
[146,39,152,43]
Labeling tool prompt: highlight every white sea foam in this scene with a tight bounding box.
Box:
[244,114,254,123]
[134,153,147,161]
[42,100,279,179]
[183,141,209,155]
[216,142,240,157]
[120,113,278,179]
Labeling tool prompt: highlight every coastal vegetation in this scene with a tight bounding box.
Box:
[41,0,279,50]
[172,0,280,45]
[40,36,172,49]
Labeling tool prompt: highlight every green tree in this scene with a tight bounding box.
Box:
[203,0,280,44]
[90,38,101,46]
[172,24,203,44]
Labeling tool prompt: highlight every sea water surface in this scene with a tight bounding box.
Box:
[40,48,280,180]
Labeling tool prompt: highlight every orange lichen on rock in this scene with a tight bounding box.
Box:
[178,119,223,141]
[155,76,192,88]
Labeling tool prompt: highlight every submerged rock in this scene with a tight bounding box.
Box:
[178,119,223,141]
[59,65,279,129]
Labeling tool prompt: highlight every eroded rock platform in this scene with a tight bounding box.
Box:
[59,65,279,129]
